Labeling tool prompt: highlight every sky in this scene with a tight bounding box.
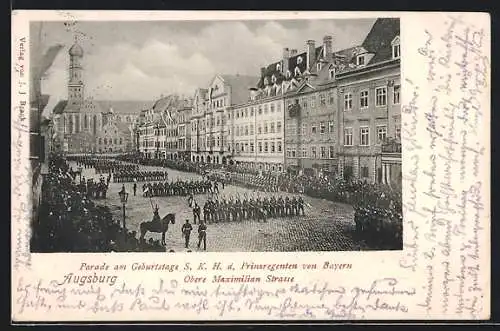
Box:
[35,18,375,108]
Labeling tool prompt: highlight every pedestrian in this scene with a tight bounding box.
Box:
[133,182,137,196]
[181,219,193,249]
[197,221,207,251]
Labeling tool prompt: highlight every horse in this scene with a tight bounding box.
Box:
[139,213,176,246]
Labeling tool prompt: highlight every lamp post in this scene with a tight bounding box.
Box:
[118,186,129,242]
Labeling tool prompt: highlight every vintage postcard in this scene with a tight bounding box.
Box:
[11,10,490,321]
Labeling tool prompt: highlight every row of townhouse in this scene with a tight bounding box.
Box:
[136,17,401,185]
[136,95,192,160]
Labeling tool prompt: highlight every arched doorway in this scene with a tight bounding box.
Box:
[201,156,205,163]
[207,156,211,163]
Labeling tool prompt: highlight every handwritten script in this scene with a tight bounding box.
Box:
[399,13,489,319]
[14,274,415,320]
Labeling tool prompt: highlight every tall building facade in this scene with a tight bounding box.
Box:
[52,39,150,154]
[189,74,259,165]
[336,18,401,184]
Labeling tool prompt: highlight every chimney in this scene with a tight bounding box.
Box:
[282,47,290,74]
[323,35,333,61]
[306,39,315,70]
[290,49,298,56]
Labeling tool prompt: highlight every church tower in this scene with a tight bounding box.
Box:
[68,36,84,107]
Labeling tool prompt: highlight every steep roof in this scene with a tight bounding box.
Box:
[361,17,400,65]
[57,99,153,114]
[53,100,68,114]
[220,74,260,105]
[93,100,153,114]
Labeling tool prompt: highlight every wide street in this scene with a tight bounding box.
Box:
[70,161,370,252]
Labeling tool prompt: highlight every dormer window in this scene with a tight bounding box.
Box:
[316,62,322,71]
[357,55,365,66]
[264,77,269,85]
[329,68,335,80]
[294,66,301,76]
[391,36,401,59]
[297,56,303,64]
[276,63,281,71]
[286,70,291,79]
[271,75,276,83]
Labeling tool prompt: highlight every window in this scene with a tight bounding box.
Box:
[258,125,262,134]
[301,123,307,135]
[264,142,269,153]
[376,87,387,107]
[361,166,369,178]
[264,123,268,134]
[377,125,387,143]
[250,108,254,116]
[344,128,353,146]
[119,138,122,145]
[393,85,401,104]
[311,146,317,159]
[258,142,263,153]
[301,147,307,158]
[236,126,239,136]
[297,56,303,64]
[250,124,254,135]
[286,147,291,158]
[357,55,365,66]
[317,62,322,71]
[271,142,275,153]
[360,127,370,146]
[277,141,282,152]
[270,104,275,113]
[311,124,317,134]
[264,104,269,114]
[277,121,282,133]
[329,68,335,79]
[258,106,262,115]
[395,124,401,140]
[277,103,281,112]
[329,91,335,104]
[328,121,335,133]
[392,43,400,59]
[270,122,275,133]
[310,95,316,108]
[245,125,249,136]
[344,93,353,111]
[320,93,326,106]
[291,148,297,158]
[321,146,327,159]
[250,142,255,152]
[236,143,240,152]
[329,145,335,159]
[302,97,308,110]
[360,90,369,109]
[320,122,326,134]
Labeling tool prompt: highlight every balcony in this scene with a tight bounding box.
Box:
[381,139,402,153]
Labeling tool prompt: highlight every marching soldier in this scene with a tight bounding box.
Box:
[193,202,201,224]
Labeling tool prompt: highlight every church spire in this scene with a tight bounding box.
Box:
[68,34,84,106]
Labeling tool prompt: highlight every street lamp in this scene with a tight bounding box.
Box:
[118,186,129,242]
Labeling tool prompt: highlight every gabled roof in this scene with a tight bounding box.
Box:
[361,17,400,65]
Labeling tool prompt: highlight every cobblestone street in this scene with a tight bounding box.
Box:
[72,161,368,252]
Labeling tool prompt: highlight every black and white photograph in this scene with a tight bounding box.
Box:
[30,17,403,253]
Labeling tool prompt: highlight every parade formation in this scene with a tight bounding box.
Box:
[34,152,402,253]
